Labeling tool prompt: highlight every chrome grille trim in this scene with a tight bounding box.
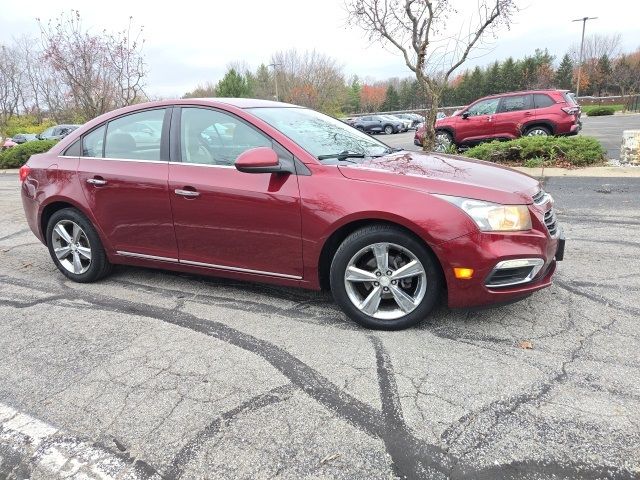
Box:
[532,189,551,205]
[544,208,559,237]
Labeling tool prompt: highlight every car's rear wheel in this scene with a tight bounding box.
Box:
[384,125,394,135]
[434,131,454,152]
[525,126,551,136]
[46,208,112,283]
[330,225,442,330]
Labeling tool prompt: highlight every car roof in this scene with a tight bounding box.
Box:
[188,98,301,109]
[482,89,569,99]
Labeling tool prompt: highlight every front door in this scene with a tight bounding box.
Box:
[456,97,500,143]
[168,106,304,279]
[77,108,178,260]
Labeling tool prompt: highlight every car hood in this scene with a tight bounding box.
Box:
[337,151,539,205]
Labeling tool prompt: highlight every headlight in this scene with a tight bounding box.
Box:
[436,195,532,231]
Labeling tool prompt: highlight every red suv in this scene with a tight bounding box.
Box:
[20,98,564,330]
[415,90,581,150]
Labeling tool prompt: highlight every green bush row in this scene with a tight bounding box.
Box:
[463,136,605,167]
[584,106,617,117]
[0,140,58,169]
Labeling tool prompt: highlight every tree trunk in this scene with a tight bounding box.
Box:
[421,90,439,151]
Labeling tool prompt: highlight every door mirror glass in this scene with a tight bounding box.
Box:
[462,112,470,119]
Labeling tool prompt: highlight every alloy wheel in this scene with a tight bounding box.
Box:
[434,132,452,152]
[526,128,549,136]
[343,242,427,320]
[51,220,92,275]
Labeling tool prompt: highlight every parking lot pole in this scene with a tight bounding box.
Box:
[572,16,598,97]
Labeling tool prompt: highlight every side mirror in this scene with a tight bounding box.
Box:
[462,112,470,119]
[235,147,285,174]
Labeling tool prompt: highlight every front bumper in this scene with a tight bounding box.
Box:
[432,226,563,309]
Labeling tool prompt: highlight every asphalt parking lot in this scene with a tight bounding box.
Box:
[1,171,640,479]
[384,113,640,160]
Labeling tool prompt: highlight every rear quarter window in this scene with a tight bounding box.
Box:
[534,94,555,108]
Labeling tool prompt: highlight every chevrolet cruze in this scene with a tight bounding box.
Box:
[20,99,564,330]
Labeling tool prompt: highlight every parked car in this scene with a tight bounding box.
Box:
[414,90,581,151]
[37,124,81,141]
[352,115,402,134]
[20,98,564,330]
[396,113,425,129]
[11,133,38,144]
[384,114,411,131]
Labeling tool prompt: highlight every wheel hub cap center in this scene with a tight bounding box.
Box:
[379,276,391,287]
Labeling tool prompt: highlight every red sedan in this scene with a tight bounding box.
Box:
[20,99,564,329]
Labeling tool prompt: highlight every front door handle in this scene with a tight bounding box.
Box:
[86,177,107,186]
[175,189,200,198]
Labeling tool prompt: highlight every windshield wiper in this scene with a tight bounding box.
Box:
[317,151,366,161]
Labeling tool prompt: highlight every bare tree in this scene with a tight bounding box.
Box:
[346,0,516,150]
[0,44,24,125]
[271,49,346,114]
[37,10,147,121]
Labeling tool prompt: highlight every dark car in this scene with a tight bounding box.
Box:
[352,115,402,135]
[38,124,81,141]
[11,134,38,144]
[20,98,563,330]
[415,90,581,151]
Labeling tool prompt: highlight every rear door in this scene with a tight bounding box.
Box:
[77,108,178,260]
[456,97,500,143]
[493,94,533,139]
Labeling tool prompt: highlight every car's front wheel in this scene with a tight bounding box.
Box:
[434,131,454,152]
[384,125,394,135]
[330,225,442,330]
[46,208,112,283]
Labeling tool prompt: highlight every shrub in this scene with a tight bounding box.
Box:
[1,116,55,137]
[584,106,616,116]
[0,140,58,169]
[463,136,605,167]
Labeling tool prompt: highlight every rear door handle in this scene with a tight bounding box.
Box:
[524,111,533,116]
[175,189,200,198]
[86,177,107,186]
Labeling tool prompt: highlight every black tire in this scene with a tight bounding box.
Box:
[524,125,551,137]
[46,208,112,283]
[384,125,394,135]
[330,224,442,330]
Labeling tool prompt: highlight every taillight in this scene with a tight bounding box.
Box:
[562,106,580,115]
[19,165,31,182]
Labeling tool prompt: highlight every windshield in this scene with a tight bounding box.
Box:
[247,107,391,160]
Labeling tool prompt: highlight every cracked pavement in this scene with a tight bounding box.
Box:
[0,172,639,479]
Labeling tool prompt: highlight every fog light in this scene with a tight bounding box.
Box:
[454,267,474,280]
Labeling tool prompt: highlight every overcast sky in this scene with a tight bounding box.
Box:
[1,0,638,97]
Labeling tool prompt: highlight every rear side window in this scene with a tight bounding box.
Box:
[499,94,532,113]
[534,94,555,108]
[104,109,165,160]
[82,125,106,158]
[562,92,577,105]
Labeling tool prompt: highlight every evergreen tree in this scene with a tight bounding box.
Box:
[382,84,400,111]
[215,69,251,98]
[595,55,612,96]
[398,79,414,109]
[468,66,485,100]
[555,54,574,90]
[253,64,273,99]
[485,61,502,95]
[346,76,362,113]
[500,58,519,93]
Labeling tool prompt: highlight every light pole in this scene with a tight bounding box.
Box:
[268,63,282,101]
[572,16,598,98]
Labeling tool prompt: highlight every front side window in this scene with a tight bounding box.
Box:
[104,109,165,160]
[82,125,105,158]
[499,95,532,113]
[466,98,500,116]
[248,107,390,160]
[180,107,271,166]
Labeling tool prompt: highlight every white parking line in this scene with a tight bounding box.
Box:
[0,402,160,479]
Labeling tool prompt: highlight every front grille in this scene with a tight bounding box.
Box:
[532,189,549,205]
[544,208,558,236]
